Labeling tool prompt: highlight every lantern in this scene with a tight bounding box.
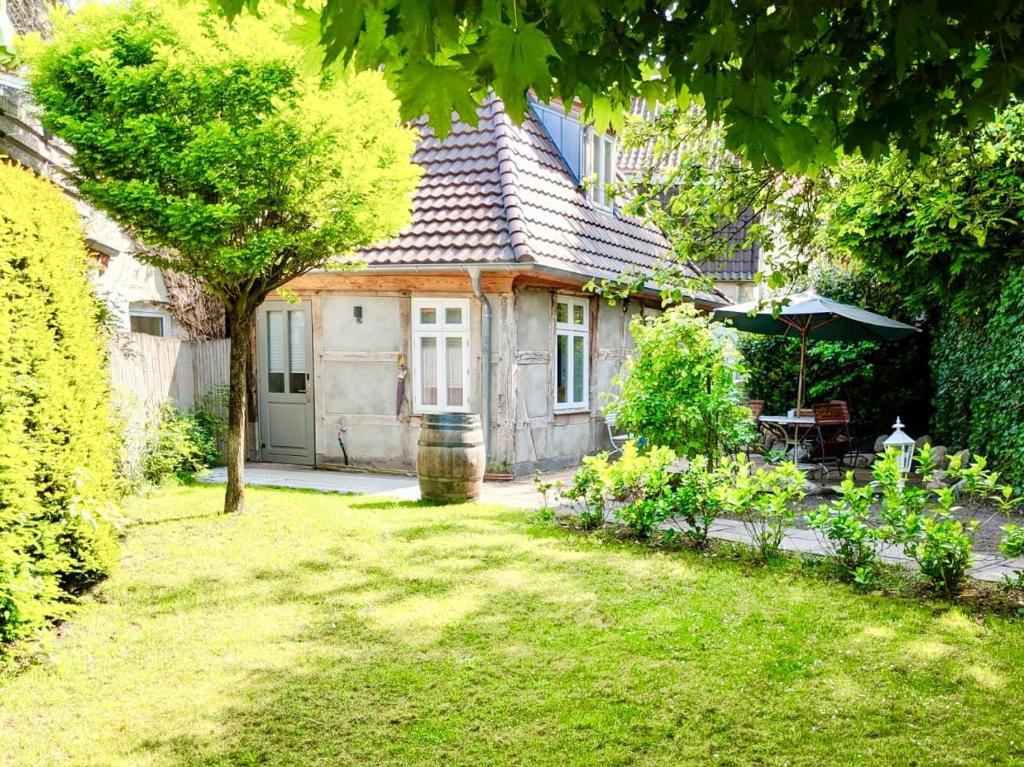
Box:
[883,417,916,476]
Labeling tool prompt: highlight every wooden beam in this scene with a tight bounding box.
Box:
[281,270,517,295]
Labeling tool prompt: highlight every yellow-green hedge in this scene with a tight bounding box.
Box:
[0,160,119,646]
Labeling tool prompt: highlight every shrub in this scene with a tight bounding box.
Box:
[714,457,807,560]
[0,161,120,646]
[874,451,975,594]
[563,457,608,530]
[930,274,1024,491]
[605,305,753,460]
[602,443,678,539]
[1000,525,1024,559]
[563,442,678,537]
[142,405,223,484]
[662,458,724,549]
[806,473,880,582]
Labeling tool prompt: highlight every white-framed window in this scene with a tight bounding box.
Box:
[412,298,471,413]
[585,129,616,210]
[554,296,589,411]
[129,307,167,337]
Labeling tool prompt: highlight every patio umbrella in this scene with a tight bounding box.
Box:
[712,290,919,411]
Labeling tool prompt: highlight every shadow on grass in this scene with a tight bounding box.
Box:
[131,511,227,527]
[123,503,1024,767]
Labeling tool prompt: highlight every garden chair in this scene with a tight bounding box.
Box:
[744,399,769,457]
[808,401,854,477]
[604,414,630,456]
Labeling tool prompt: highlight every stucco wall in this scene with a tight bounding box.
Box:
[300,282,655,475]
[505,287,647,474]
[313,291,485,471]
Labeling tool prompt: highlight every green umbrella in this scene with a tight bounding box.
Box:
[713,290,919,411]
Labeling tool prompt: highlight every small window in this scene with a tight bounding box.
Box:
[129,312,166,337]
[555,296,589,411]
[412,298,470,413]
[585,130,616,210]
[267,310,286,393]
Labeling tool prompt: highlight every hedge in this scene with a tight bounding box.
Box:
[932,268,1024,489]
[0,161,120,647]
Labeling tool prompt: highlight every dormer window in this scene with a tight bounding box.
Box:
[586,130,616,210]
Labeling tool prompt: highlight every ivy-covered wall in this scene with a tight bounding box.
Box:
[932,268,1024,488]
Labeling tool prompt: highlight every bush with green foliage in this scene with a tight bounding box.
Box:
[806,475,880,583]
[562,459,607,531]
[602,442,678,539]
[874,453,975,595]
[930,270,1024,490]
[1000,526,1024,559]
[661,458,725,550]
[739,265,931,441]
[141,406,223,484]
[605,305,753,460]
[0,161,119,646]
[713,458,807,560]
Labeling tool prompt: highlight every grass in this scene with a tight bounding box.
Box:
[3,484,1024,766]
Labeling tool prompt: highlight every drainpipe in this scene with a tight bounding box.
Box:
[467,267,492,460]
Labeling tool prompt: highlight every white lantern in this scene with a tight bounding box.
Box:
[883,417,916,476]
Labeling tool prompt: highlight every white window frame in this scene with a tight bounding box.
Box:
[554,295,590,412]
[128,307,167,337]
[585,129,616,211]
[411,297,471,414]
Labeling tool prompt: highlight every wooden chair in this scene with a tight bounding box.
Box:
[744,399,767,456]
[809,401,853,475]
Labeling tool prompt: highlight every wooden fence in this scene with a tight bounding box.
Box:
[109,332,230,418]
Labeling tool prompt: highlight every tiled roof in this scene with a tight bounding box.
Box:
[696,211,760,282]
[361,96,711,293]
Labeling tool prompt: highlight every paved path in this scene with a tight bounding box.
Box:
[199,464,1024,584]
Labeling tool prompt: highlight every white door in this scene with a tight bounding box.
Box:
[256,301,315,464]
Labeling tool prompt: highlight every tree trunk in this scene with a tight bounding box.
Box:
[224,308,253,514]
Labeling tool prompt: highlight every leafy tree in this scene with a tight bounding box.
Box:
[221,0,1023,169]
[825,105,1024,319]
[28,0,420,513]
[605,305,753,460]
[608,103,830,300]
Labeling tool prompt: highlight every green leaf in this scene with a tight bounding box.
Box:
[480,21,558,119]
[553,0,602,34]
[390,60,481,136]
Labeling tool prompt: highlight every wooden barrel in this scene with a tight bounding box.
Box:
[417,413,486,503]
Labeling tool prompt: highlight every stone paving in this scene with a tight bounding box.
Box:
[199,463,1024,584]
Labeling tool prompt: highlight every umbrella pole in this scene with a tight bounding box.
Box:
[797,328,808,412]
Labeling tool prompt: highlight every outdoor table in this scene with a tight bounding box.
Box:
[758,414,816,465]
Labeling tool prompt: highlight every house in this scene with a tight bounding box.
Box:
[256,96,726,475]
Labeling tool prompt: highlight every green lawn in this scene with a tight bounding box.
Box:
[2,485,1024,766]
